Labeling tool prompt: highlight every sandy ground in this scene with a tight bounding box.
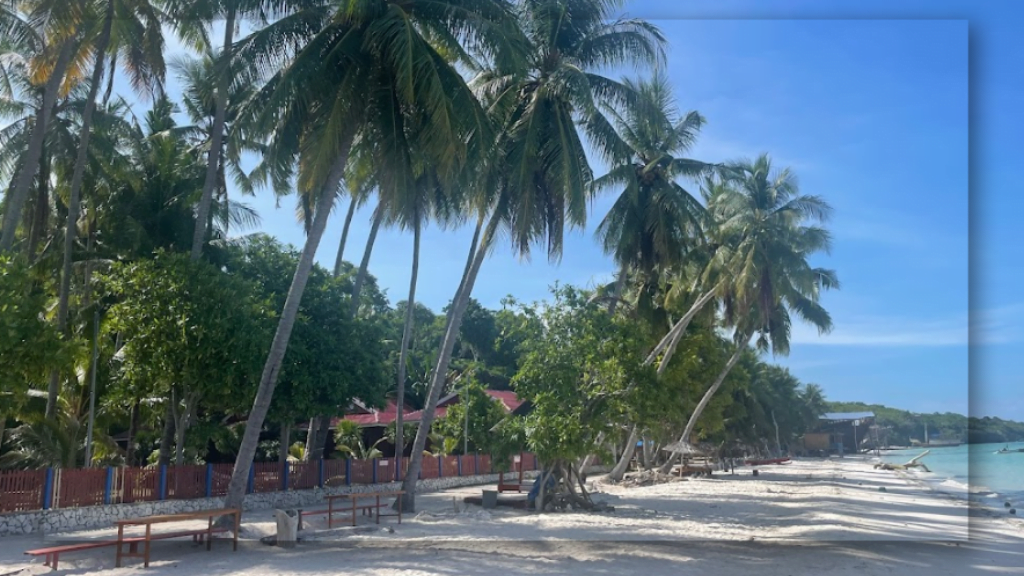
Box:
[3,456,1022,575]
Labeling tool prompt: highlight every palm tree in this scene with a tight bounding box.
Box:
[401,0,666,511]
[220,0,526,512]
[594,74,713,480]
[0,0,83,252]
[660,155,838,469]
[595,73,712,306]
[47,0,165,419]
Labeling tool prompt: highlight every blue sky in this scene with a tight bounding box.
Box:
[146,2,1016,419]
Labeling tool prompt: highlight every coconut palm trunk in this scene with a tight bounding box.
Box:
[659,337,749,473]
[0,39,76,252]
[348,206,383,317]
[300,205,384,462]
[394,221,420,469]
[45,7,114,419]
[332,197,357,275]
[190,7,235,260]
[607,425,639,480]
[26,138,50,259]
[223,149,351,512]
[399,212,498,511]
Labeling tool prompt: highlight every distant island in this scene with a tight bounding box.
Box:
[827,402,1024,445]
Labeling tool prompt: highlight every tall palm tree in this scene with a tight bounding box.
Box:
[660,155,838,468]
[46,0,165,419]
[0,0,83,252]
[401,0,666,511]
[593,74,714,480]
[220,0,525,512]
[595,73,711,300]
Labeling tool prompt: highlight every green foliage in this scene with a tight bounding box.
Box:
[826,401,1024,445]
[225,235,389,425]
[333,419,383,460]
[102,252,270,413]
[0,256,72,417]
[510,285,656,465]
[433,377,510,456]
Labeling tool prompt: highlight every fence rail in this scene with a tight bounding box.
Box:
[0,452,538,514]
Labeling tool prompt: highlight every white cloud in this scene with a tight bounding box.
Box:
[971,302,1024,346]
[789,303,1022,347]
[789,313,967,347]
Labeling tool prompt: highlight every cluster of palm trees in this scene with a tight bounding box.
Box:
[2,0,837,513]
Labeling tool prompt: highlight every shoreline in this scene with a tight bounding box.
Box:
[3,457,1023,575]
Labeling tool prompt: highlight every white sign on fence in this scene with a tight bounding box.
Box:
[513,456,521,463]
[379,460,389,467]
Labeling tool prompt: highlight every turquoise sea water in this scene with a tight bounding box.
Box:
[880,442,1024,509]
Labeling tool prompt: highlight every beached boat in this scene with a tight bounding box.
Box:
[994,447,1024,454]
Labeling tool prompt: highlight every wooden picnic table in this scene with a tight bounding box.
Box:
[115,507,241,568]
[325,490,404,528]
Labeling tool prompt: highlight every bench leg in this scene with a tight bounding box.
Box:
[207,517,213,551]
[116,525,124,568]
[233,511,240,552]
[144,524,152,568]
[52,553,58,571]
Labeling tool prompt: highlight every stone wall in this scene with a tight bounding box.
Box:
[0,472,512,538]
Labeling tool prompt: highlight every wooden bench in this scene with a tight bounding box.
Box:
[497,454,527,493]
[320,491,404,528]
[115,507,240,568]
[25,528,229,571]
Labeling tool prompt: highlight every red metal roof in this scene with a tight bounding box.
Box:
[484,390,524,413]
[322,390,523,429]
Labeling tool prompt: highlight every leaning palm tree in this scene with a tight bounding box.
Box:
[594,74,714,480]
[659,154,839,469]
[219,0,526,513]
[401,0,666,511]
[0,0,85,252]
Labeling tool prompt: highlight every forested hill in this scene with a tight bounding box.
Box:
[826,402,1024,444]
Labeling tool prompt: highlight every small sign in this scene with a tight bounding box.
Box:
[853,420,860,426]
[513,455,521,463]
[379,460,389,467]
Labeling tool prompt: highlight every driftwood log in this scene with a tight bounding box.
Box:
[874,450,931,473]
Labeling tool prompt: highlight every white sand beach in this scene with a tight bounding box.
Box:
[4,457,1023,575]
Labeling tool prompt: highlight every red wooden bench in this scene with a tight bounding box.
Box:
[25,528,229,570]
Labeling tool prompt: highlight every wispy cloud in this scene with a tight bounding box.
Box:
[790,303,1021,347]
[790,313,967,347]
[971,302,1024,345]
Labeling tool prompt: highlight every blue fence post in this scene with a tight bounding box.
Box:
[247,465,255,494]
[437,455,443,478]
[457,455,463,476]
[345,459,351,486]
[42,468,54,510]
[318,459,325,488]
[372,459,378,484]
[205,464,213,498]
[475,453,479,476]
[282,461,290,491]
[533,454,538,470]
[158,465,167,501]
[104,468,114,505]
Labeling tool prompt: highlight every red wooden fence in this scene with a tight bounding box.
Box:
[0,470,46,511]
[0,452,540,513]
[54,468,107,508]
